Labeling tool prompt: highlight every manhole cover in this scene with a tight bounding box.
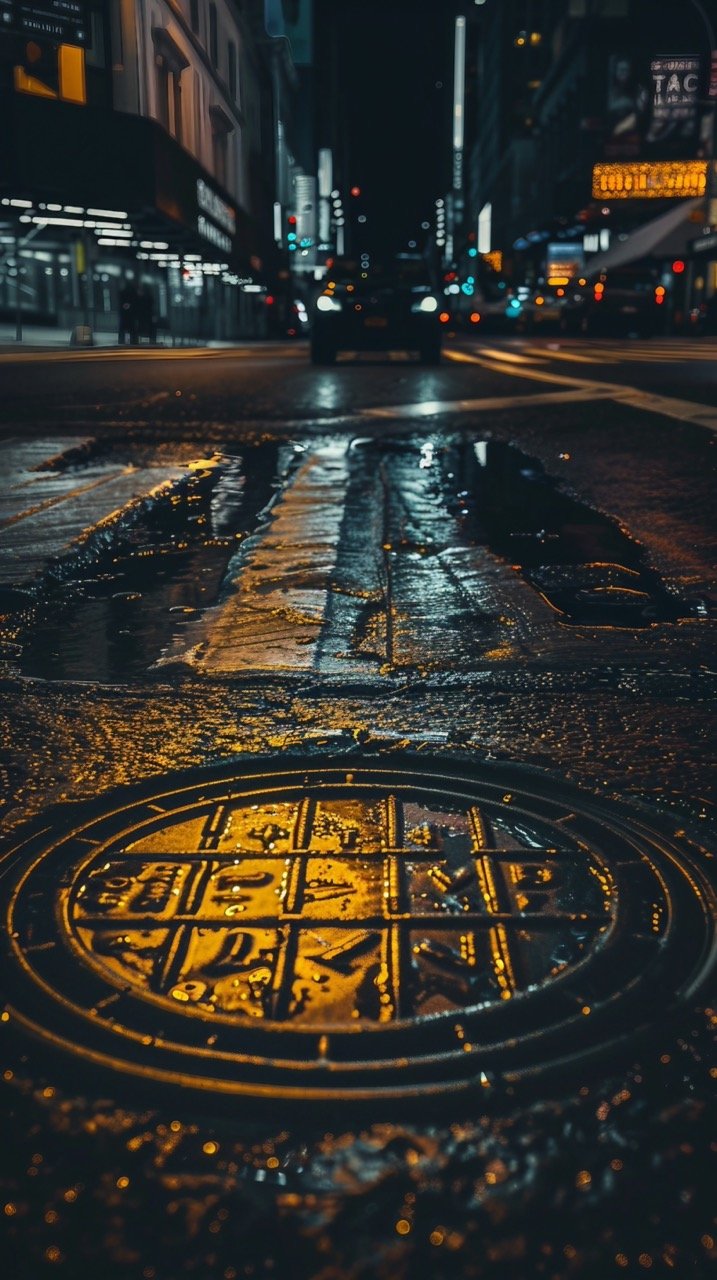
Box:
[2,756,714,1099]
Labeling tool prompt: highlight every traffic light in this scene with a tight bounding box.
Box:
[287,214,298,251]
[672,260,685,274]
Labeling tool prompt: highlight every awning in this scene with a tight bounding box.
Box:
[585,198,701,277]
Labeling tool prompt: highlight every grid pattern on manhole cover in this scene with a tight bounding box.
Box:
[2,757,714,1099]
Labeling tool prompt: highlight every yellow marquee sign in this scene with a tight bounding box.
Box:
[592,161,708,200]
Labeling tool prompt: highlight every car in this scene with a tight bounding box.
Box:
[516,283,572,333]
[566,268,664,337]
[449,277,523,334]
[310,254,443,365]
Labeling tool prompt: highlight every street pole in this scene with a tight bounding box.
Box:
[451,15,466,264]
[14,236,22,342]
[13,221,47,341]
[83,230,94,339]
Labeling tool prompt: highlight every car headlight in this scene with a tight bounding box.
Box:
[411,295,439,314]
[316,294,342,312]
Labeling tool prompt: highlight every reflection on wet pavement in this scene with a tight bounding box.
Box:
[456,439,687,626]
[0,434,187,591]
[161,441,351,673]
[0,392,715,1280]
[3,440,281,680]
[63,790,611,1027]
[2,752,714,1279]
[0,429,703,682]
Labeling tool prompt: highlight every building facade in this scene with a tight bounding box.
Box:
[0,0,300,340]
[464,0,716,314]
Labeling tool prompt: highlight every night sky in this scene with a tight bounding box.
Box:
[326,0,459,255]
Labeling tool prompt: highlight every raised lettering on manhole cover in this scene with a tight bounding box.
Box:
[2,758,714,1099]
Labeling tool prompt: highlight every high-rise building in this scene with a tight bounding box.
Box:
[466,0,715,301]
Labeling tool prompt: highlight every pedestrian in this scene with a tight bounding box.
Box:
[118,279,138,345]
[704,291,717,336]
[136,283,156,344]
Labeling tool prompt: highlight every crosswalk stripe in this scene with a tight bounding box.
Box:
[445,347,583,389]
[575,342,717,362]
[158,442,351,675]
[445,345,717,436]
[490,340,717,365]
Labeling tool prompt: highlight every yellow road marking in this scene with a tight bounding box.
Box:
[523,345,604,364]
[473,345,547,365]
[0,345,304,365]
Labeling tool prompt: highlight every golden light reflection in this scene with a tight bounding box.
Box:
[56,790,614,1032]
[6,759,708,1100]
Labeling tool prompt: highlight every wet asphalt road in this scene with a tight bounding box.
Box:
[0,336,716,1279]
[0,332,716,425]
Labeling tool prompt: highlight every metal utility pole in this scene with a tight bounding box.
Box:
[14,236,22,343]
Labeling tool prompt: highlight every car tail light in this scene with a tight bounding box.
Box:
[439,311,450,324]
[470,312,481,324]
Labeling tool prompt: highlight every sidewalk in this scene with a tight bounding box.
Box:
[0,323,121,351]
[0,323,267,352]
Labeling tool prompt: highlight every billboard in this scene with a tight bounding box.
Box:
[605,52,702,159]
[546,243,584,280]
[606,53,651,155]
[647,56,700,145]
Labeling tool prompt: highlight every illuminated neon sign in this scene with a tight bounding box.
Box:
[593,161,707,199]
[0,1,89,45]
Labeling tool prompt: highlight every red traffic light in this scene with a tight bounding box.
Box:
[350,186,361,197]
[287,214,297,226]
[672,259,685,274]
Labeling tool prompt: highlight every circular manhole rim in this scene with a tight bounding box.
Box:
[1,752,714,1101]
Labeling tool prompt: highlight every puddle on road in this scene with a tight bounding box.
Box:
[453,439,687,627]
[0,431,695,684]
[2,442,281,682]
